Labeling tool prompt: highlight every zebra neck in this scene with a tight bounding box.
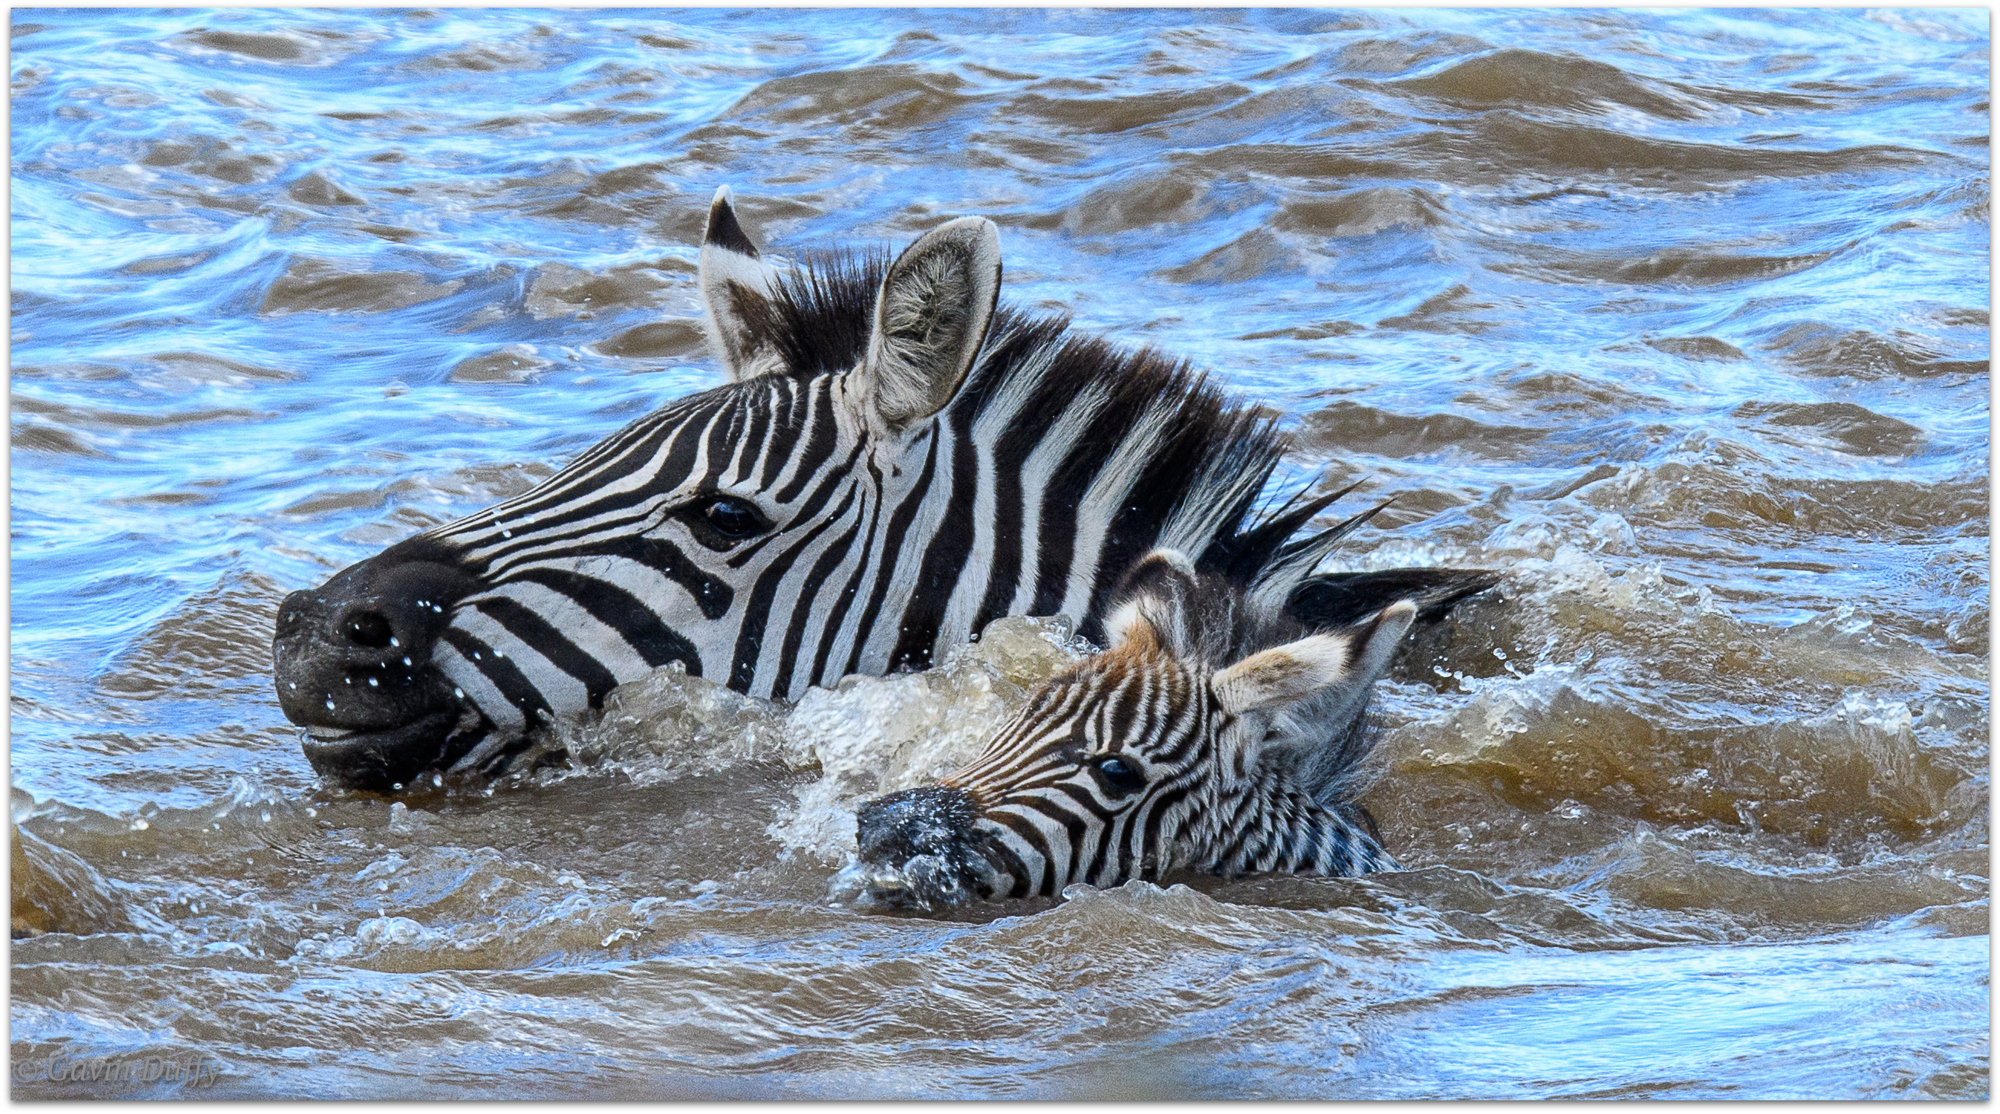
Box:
[858,373,1134,675]
[1200,775,1396,880]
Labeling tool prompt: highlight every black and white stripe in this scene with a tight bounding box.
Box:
[413,195,1290,736]
[849,550,1425,909]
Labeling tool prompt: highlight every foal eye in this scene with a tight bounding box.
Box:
[686,495,769,541]
[1091,755,1146,794]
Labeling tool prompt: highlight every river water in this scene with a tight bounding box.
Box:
[10,7,1990,1099]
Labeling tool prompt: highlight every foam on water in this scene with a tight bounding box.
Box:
[544,615,1091,860]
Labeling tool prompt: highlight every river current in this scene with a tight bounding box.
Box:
[10,7,1990,1099]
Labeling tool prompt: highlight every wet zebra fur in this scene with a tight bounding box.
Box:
[273,188,1495,792]
[846,547,1455,911]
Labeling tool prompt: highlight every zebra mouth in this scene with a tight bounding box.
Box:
[299,707,493,794]
[828,853,1010,914]
[843,784,1014,914]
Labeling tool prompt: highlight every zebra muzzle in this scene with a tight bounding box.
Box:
[273,536,491,793]
[295,702,490,794]
[838,786,1012,913]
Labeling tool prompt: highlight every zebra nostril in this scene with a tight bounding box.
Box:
[342,610,395,650]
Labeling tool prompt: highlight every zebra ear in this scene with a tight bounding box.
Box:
[699,186,785,382]
[1115,548,1198,597]
[1104,549,1198,653]
[856,217,1002,435]
[1212,600,1418,716]
[1104,602,1161,654]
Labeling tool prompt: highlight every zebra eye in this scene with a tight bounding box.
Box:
[686,495,770,542]
[1091,755,1146,795]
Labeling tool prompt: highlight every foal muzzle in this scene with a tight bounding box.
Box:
[833,785,1013,912]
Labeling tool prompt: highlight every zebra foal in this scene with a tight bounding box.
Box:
[842,548,1429,912]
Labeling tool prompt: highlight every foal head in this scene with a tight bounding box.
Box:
[842,549,1416,911]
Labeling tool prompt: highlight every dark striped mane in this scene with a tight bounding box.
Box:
[740,250,887,377]
[756,249,1293,649]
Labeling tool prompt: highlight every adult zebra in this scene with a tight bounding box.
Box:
[273,188,1494,792]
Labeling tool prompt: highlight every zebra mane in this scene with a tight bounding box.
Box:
[759,249,1308,637]
[758,249,888,377]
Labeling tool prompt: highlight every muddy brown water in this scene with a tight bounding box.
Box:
[10,8,1989,1099]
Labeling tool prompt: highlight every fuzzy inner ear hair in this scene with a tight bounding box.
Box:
[1210,633,1354,717]
[856,217,1001,435]
[1344,597,1418,689]
[1209,599,1419,717]
[699,186,785,381]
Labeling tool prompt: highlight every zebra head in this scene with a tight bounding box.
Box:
[843,550,1415,912]
[276,188,1358,793]
[274,189,1015,791]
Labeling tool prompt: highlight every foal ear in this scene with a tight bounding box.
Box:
[855,217,1002,436]
[1212,600,1418,716]
[1103,549,1198,653]
[1103,602,1162,654]
[699,186,785,381]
